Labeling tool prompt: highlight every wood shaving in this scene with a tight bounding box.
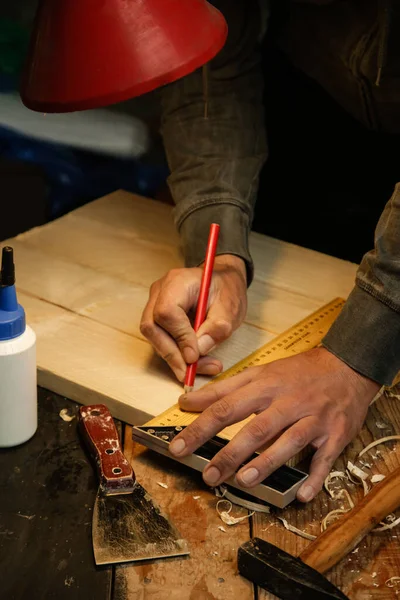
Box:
[346,461,370,495]
[216,499,254,526]
[371,386,385,404]
[59,408,75,422]
[321,489,354,532]
[193,496,200,500]
[362,480,370,496]
[372,516,400,533]
[218,526,226,532]
[386,577,400,588]
[215,485,270,513]
[337,488,355,509]
[347,461,368,481]
[371,474,385,483]
[277,517,317,541]
[386,513,397,523]
[358,436,400,458]
[157,482,168,489]
[346,470,360,485]
[321,509,349,531]
[324,471,348,499]
[376,421,390,430]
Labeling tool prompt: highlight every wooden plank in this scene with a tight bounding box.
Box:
[113,426,254,600]
[3,191,359,429]
[75,190,181,247]
[21,292,182,424]
[250,231,357,302]
[10,238,324,340]
[20,292,273,425]
[0,388,112,600]
[252,389,400,600]
[10,239,150,340]
[10,191,357,324]
[15,212,181,288]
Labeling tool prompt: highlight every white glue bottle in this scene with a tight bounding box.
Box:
[0,246,37,447]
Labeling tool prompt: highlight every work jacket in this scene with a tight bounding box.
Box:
[158,0,400,386]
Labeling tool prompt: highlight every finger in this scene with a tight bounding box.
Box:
[235,416,318,488]
[178,368,255,412]
[196,301,239,355]
[140,287,187,381]
[297,435,346,503]
[196,356,223,377]
[153,280,200,365]
[203,398,315,487]
[170,380,273,459]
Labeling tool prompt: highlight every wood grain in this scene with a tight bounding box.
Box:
[114,425,254,600]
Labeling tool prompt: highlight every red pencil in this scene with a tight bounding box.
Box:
[184,223,220,393]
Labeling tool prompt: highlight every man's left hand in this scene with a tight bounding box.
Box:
[169,347,380,502]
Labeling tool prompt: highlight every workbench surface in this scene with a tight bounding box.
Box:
[1,385,399,600]
[1,191,399,598]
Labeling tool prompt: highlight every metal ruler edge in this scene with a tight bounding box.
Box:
[210,296,345,382]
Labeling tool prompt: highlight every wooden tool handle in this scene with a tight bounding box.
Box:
[79,404,135,495]
[300,465,400,573]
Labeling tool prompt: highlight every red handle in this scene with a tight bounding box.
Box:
[78,404,135,495]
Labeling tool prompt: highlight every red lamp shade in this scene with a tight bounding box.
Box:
[20,0,228,113]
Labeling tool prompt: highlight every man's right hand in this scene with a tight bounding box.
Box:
[140,254,248,382]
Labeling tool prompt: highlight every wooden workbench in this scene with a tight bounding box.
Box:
[1,191,399,598]
[1,386,399,600]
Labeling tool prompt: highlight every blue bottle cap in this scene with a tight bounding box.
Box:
[0,247,26,341]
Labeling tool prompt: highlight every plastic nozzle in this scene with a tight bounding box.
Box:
[1,247,15,287]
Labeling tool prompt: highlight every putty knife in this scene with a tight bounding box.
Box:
[78,404,189,565]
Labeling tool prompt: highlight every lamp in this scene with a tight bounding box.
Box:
[20,0,227,113]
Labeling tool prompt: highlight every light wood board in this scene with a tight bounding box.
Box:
[5,190,358,425]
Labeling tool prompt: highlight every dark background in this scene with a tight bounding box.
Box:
[1,1,399,265]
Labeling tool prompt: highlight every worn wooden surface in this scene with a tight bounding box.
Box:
[114,427,254,600]
[5,190,358,426]
[0,389,112,600]
[119,389,400,600]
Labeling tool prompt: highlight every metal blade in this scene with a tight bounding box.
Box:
[238,538,349,600]
[93,482,189,565]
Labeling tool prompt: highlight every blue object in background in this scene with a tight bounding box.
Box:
[0,124,169,220]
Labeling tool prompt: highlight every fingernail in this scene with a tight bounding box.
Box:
[239,467,259,485]
[204,466,221,485]
[170,439,186,456]
[183,346,198,364]
[198,334,216,355]
[299,484,314,502]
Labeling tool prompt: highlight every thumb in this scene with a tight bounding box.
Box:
[196,304,234,356]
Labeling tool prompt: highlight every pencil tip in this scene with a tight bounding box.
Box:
[183,385,193,394]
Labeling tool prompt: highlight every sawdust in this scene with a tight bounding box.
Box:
[59,408,75,422]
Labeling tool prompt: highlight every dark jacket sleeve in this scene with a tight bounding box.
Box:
[159,0,268,284]
[323,183,400,386]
